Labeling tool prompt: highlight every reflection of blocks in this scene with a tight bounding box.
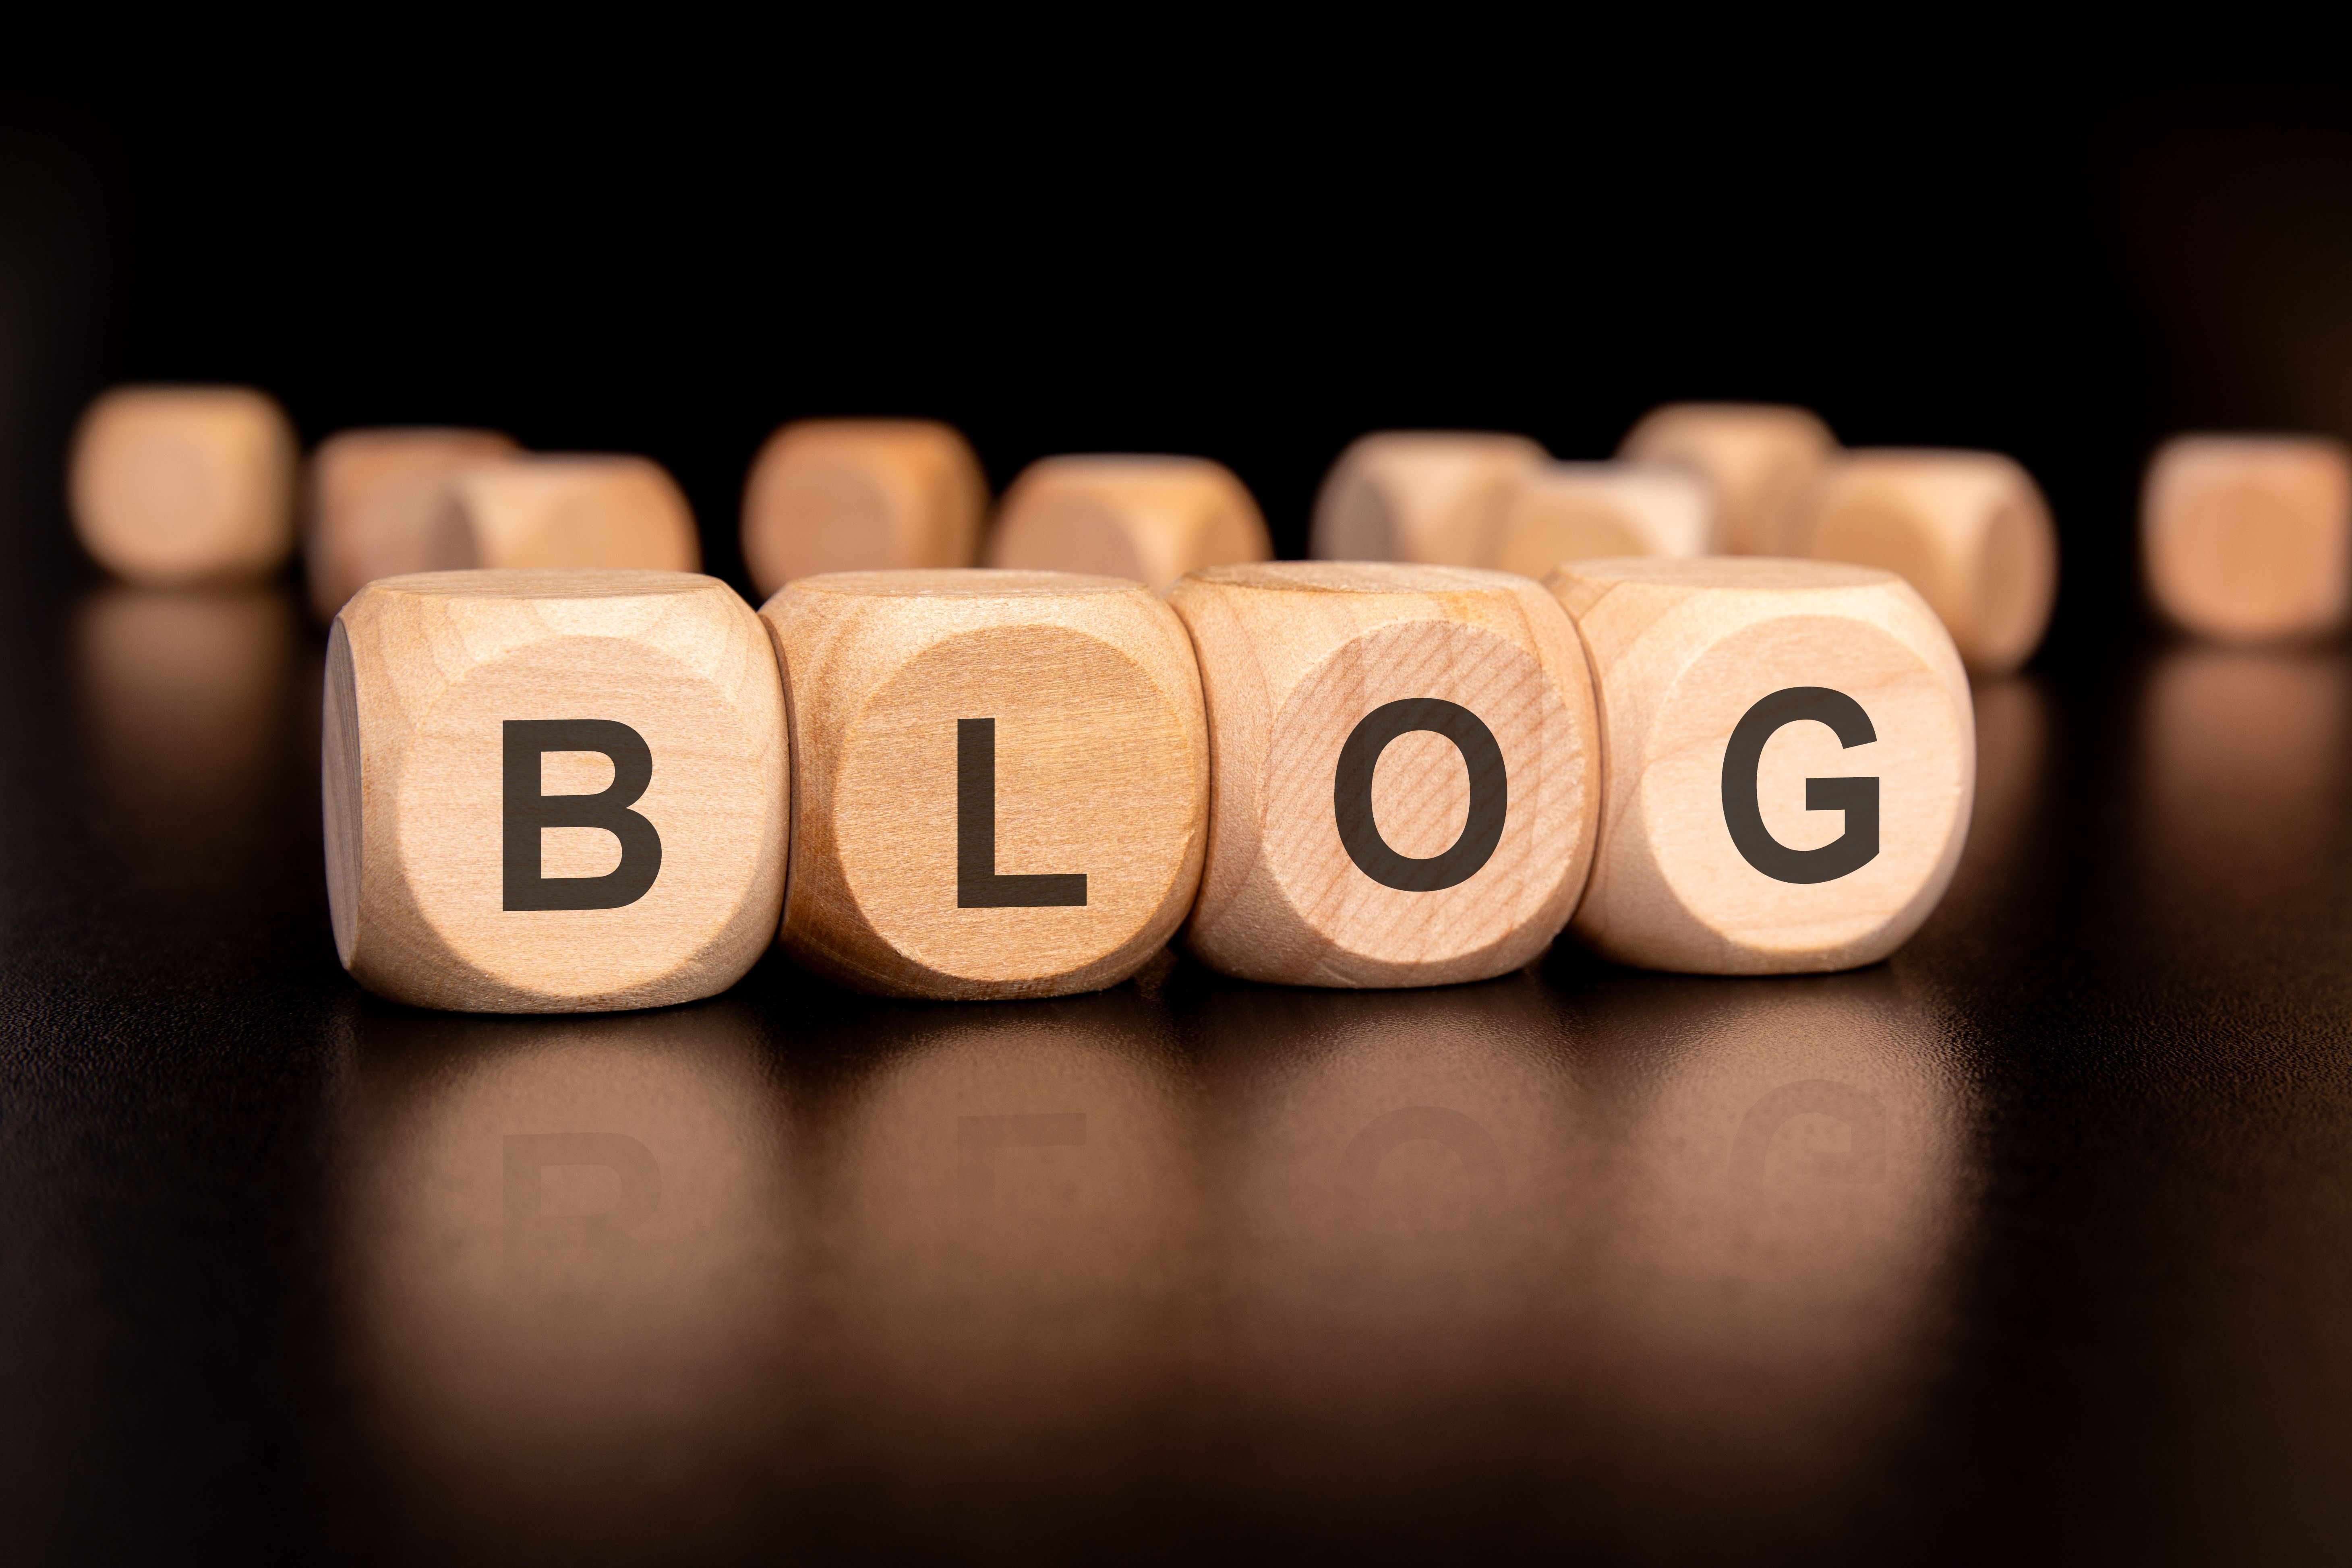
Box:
[1168,562,1600,987]
[761,569,1208,999]
[2143,434,2352,644]
[1546,558,1972,974]
[447,455,701,573]
[739,419,986,598]
[1493,461,1714,578]
[1311,432,1546,565]
[70,385,298,585]
[325,570,787,1012]
[1618,401,1835,557]
[988,455,1269,588]
[1798,449,2057,675]
[304,427,520,619]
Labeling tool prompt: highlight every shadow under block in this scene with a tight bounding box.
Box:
[70,385,298,586]
[447,455,701,574]
[740,419,986,598]
[1493,460,1715,578]
[324,570,787,1012]
[304,427,521,620]
[1799,449,2057,675]
[986,454,1271,588]
[1544,558,1972,974]
[1166,562,1600,988]
[1617,402,1835,557]
[2143,434,2352,643]
[760,569,1209,1000]
[1311,432,1547,565]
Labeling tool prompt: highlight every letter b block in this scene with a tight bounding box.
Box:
[1168,563,1601,987]
[325,571,787,1011]
[761,570,1209,999]
[1543,559,1972,974]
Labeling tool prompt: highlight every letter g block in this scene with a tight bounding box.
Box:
[1544,558,1973,974]
[325,570,788,1012]
[1168,563,1601,988]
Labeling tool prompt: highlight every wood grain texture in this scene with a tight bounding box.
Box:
[1798,449,2057,675]
[1618,403,1835,556]
[304,427,520,620]
[70,385,298,585]
[449,455,701,574]
[1494,460,1715,578]
[741,420,986,598]
[326,570,787,1012]
[1545,557,1972,975]
[986,455,1270,588]
[2143,434,2352,644]
[1167,561,1599,988]
[1310,432,1546,565]
[762,569,1208,1000]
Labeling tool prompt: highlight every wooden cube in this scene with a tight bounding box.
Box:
[1544,557,1972,974]
[1798,449,2057,675]
[1617,402,1835,556]
[761,569,1207,1000]
[1167,562,1600,987]
[740,419,986,598]
[1493,460,1715,578]
[447,455,701,573]
[1310,432,1546,565]
[2143,434,2352,643]
[986,454,1271,587]
[325,570,787,1012]
[70,385,298,585]
[304,427,520,619]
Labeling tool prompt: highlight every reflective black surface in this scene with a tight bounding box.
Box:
[8,565,2352,1564]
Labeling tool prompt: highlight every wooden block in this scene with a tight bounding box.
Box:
[1617,402,1835,556]
[304,427,520,619]
[1544,557,1972,974]
[1310,431,1547,564]
[761,569,1208,999]
[2143,434,2352,643]
[70,385,298,585]
[1493,460,1715,578]
[740,419,986,598]
[325,569,786,1012]
[1797,449,2057,675]
[1166,562,1600,988]
[448,454,701,573]
[986,454,1271,587]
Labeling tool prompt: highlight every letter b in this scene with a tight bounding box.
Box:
[503,719,663,910]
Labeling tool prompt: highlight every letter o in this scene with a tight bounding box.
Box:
[1332,698,1508,892]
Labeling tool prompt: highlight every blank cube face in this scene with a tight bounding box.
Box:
[305,428,520,619]
[2143,435,2352,643]
[1545,558,1973,974]
[449,456,701,574]
[1168,562,1601,988]
[1311,432,1547,565]
[1800,450,2057,675]
[986,455,1271,588]
[740,420,986,598]
[1493,461,1715,578]
[1617,402,1834,556]
[762,570,1209,1000]
[71,386,298,585]
[325,571,787,1012]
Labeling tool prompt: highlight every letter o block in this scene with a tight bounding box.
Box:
[1544,558,1971,974]
[740,420,987,598]
[325,571,787,1012]
[1618,402,1835,556]
[987,455,1271,587]
[1311,432,1547,565]
[70,385,298,585]
[448,455,701,573]
[1167,562,1600,988]
[761,570,1208,1000]
[2143,434,2352,643]
[305,427,520,619]
[1493,460,1715,578]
